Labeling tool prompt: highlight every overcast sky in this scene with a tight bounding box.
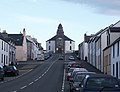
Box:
[0,0,120,50]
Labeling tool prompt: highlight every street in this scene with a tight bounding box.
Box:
[0,54,64,92]
[0,53,102,92]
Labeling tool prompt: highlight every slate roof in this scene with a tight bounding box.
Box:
[8,34,24,46]
[46,35,74,42]
[109,27,120,32]
[0,33,8,43]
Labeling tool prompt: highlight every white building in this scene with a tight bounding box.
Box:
[0,33,9,66]
[46,24,75,54]
[111,37,120,79]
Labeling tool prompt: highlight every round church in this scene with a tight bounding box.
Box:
[46,24,75,54]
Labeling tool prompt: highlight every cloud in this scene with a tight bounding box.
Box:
[62,0,120,16]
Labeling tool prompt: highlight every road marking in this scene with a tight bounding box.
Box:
[20,86,27,89]
[62,69,66,92]
[29,82,34,85]
[13,90,17,92]
[34,78,39,82]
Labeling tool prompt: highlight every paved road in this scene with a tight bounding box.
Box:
[0,54,64,92]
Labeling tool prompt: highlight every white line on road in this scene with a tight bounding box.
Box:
[13,90,17,92]
[28,82,34,85]
[62,69,66,92]
[20,86,27,89]
[34,78,39,82]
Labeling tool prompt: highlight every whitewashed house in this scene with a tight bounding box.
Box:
[46,24,75,54]
[78,34,92,61]
[1,31,16,65]
[0,33,9,66]
[111,37,120,79]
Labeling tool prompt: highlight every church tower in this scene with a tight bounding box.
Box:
[55,24,65,53]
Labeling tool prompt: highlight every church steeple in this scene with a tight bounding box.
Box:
[57,24,64,36]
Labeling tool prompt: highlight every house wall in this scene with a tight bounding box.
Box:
[95,38,101,70]
[103,48,111,75]
[101,31,108,72]
[92,40,96,66]
[111,41,120,79]
[84,42,88,61]
[65,41,75,53]
[110,33,120,44]
[22,36,27,61]
[78,42,84,60]
[46,41,55,53]
[0,40,9,66]
[16,46,24,61]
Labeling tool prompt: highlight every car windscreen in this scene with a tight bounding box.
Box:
[74,75,86,82]
[86,77,119,88]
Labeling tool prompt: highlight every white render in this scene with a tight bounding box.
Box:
[46,41,55,53]
[65,41,75,53]
[100,31,108,72]
[95,38,101,70]
[46,40,75,53]
[84,42,88,60]
[0,40,9,66]
[111,41,120,79]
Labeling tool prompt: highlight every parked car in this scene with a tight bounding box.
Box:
[69,56,75,60]
[67,67,76,81]
[3,65,19,76]
[79,74,120,92]
[0,65,4,81]
[70,72,96,92]
[69,68,88,82]
[58,56,64,60]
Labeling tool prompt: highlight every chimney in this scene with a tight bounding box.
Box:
[23,28,26,36]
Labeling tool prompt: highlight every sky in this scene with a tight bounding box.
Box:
[0,0,120,50]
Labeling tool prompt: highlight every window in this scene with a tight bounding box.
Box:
[2,41,3,50]
[113,44,115,58]
[70,41,72,44]
[6,56,8,64]
[4,55,5,65]
[49,41,50,44]
[4,43,5,51]
[117,42,119,56]
[1,54,3,63]
[49,46,50,50]
[113,64,114,76]
[70,46,72,50]
[116,62,118,78]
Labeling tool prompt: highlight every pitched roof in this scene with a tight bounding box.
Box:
[64,35,74,41]
[46,35,57,41]
[0,33,8,43]
[109,27,120,32]
[8,34,24,46]
[46,35,74,42]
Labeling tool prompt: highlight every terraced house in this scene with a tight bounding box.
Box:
[78,20,120,79]
[0,31,16,66]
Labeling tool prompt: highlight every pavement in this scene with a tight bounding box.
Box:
[0,60,44,83]
[79,60,102,74]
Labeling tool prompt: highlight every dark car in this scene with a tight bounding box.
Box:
[3,65,19,76]
[79,74,120,92]
[58,56,64,60]
[0,65,4,81]
[70,72,96,92]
